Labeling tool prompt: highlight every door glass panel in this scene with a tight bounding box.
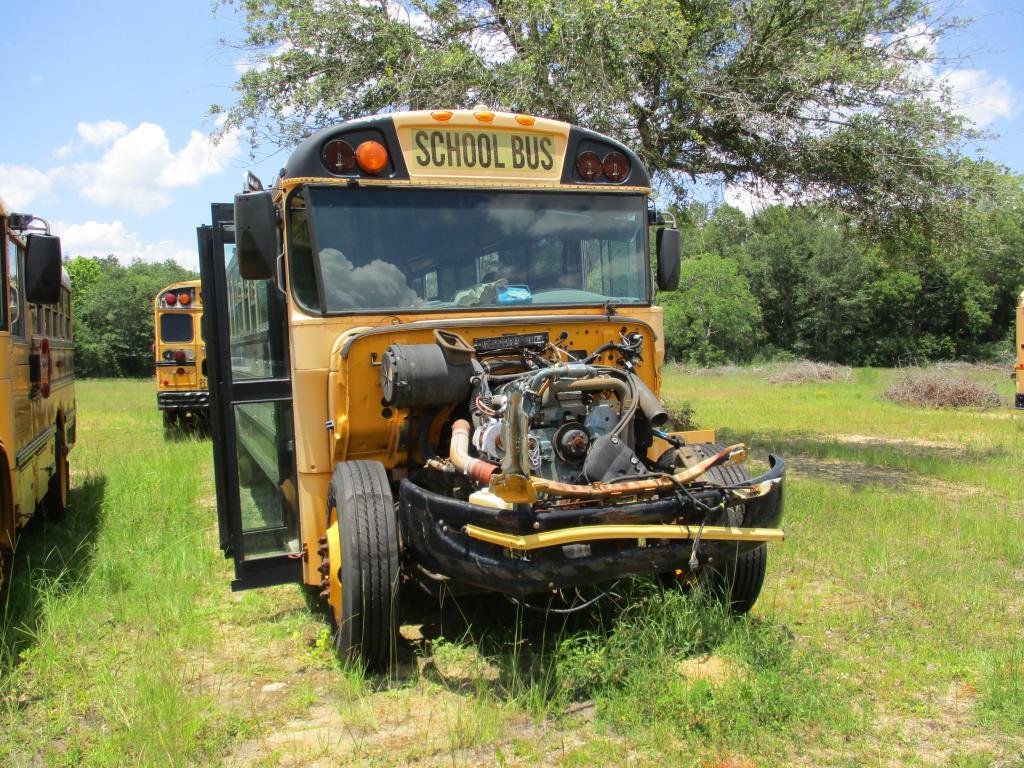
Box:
[8,241,24,338]
[224,242,287,380]
[234,400,299,557]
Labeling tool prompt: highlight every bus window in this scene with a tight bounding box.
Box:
[0,229,6,331]
[8,240,24,338]
[160,314,194,343]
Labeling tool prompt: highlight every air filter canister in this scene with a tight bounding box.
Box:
[380,343,473,407]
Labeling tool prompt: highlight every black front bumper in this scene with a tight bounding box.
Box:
[1016,392,1024,409]
[399,456,785,595]
[157,391,210,412]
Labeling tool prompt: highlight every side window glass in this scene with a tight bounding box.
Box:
[0,230,7,330]
[8,241,24,338]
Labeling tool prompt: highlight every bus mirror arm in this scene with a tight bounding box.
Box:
[275,251,287,296]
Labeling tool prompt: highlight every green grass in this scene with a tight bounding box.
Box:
[1,370,1022,766]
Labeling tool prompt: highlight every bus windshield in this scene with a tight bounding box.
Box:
[290,187,649,314]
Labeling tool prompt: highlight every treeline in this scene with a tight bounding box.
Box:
[663,175,1024,366]
[65,256,197,377]
[62,171,1023,378]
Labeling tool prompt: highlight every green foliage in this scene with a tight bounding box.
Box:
[66,256,197,377]
[661,252,762,365]
[664,167,1024,364]
[217,0,978,231]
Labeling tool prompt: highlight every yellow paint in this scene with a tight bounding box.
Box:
[391,110,571,186]
[326,511,342,623]
[463,523,785,551]
[0,197,76,558]
[153,279,207,403]
[675,428,718,445]
[262,111,672,587]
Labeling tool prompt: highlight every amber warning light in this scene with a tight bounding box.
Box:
[355,141,389,174]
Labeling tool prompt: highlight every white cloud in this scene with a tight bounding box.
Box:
[75,122,242,213]
[940,68,1020,128]
[58,219,198,270]
[77,120,129,146]
[723,182,793,216]
[0,164,56,210]
[159,129,241,188]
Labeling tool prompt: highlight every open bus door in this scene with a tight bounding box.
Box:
[197,203,302,590]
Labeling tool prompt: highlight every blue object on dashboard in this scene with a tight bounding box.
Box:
[498,285,532,303]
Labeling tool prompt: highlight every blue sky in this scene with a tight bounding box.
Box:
[1,0,1022,270]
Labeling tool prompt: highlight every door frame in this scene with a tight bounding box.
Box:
[198,202,302,590]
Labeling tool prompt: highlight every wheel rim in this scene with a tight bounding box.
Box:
[319,505,343,624]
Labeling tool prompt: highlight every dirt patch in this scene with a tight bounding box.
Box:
[783,455,915,491]
[833,434,957,451]
[226,682,593,767]
[769,452,984,500]
[874,682,1023,767]
[677,655,738,684]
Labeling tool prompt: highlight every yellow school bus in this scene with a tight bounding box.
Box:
[1015,289,1023,409]
[0,198,75,598]
[154,279,208,427]
[198,110,785,667]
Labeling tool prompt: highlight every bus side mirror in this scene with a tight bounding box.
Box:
[655,228,680,292]
[24,234,63,305]
[234,191,278,280]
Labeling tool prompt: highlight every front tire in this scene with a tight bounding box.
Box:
[670,443,767,614]
[325,461,400,669]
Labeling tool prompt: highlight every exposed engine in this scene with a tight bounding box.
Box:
[380,326,786,601]
[380,328,689,504]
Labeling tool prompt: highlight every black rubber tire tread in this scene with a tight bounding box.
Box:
[689,443,767,615]
[328,460,400,670]
[45,431,68,520]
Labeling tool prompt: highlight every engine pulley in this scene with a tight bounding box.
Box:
[553,422,591,464]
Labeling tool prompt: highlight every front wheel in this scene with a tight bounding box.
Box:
[664,443,767,614]
[324,461,400,669]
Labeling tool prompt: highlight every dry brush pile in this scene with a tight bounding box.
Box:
[884,371,1003,409]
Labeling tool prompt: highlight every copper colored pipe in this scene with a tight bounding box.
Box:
[449,419,498,484]
[527,443,747,500]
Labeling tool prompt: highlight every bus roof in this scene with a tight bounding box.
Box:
[281,109,651,190]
